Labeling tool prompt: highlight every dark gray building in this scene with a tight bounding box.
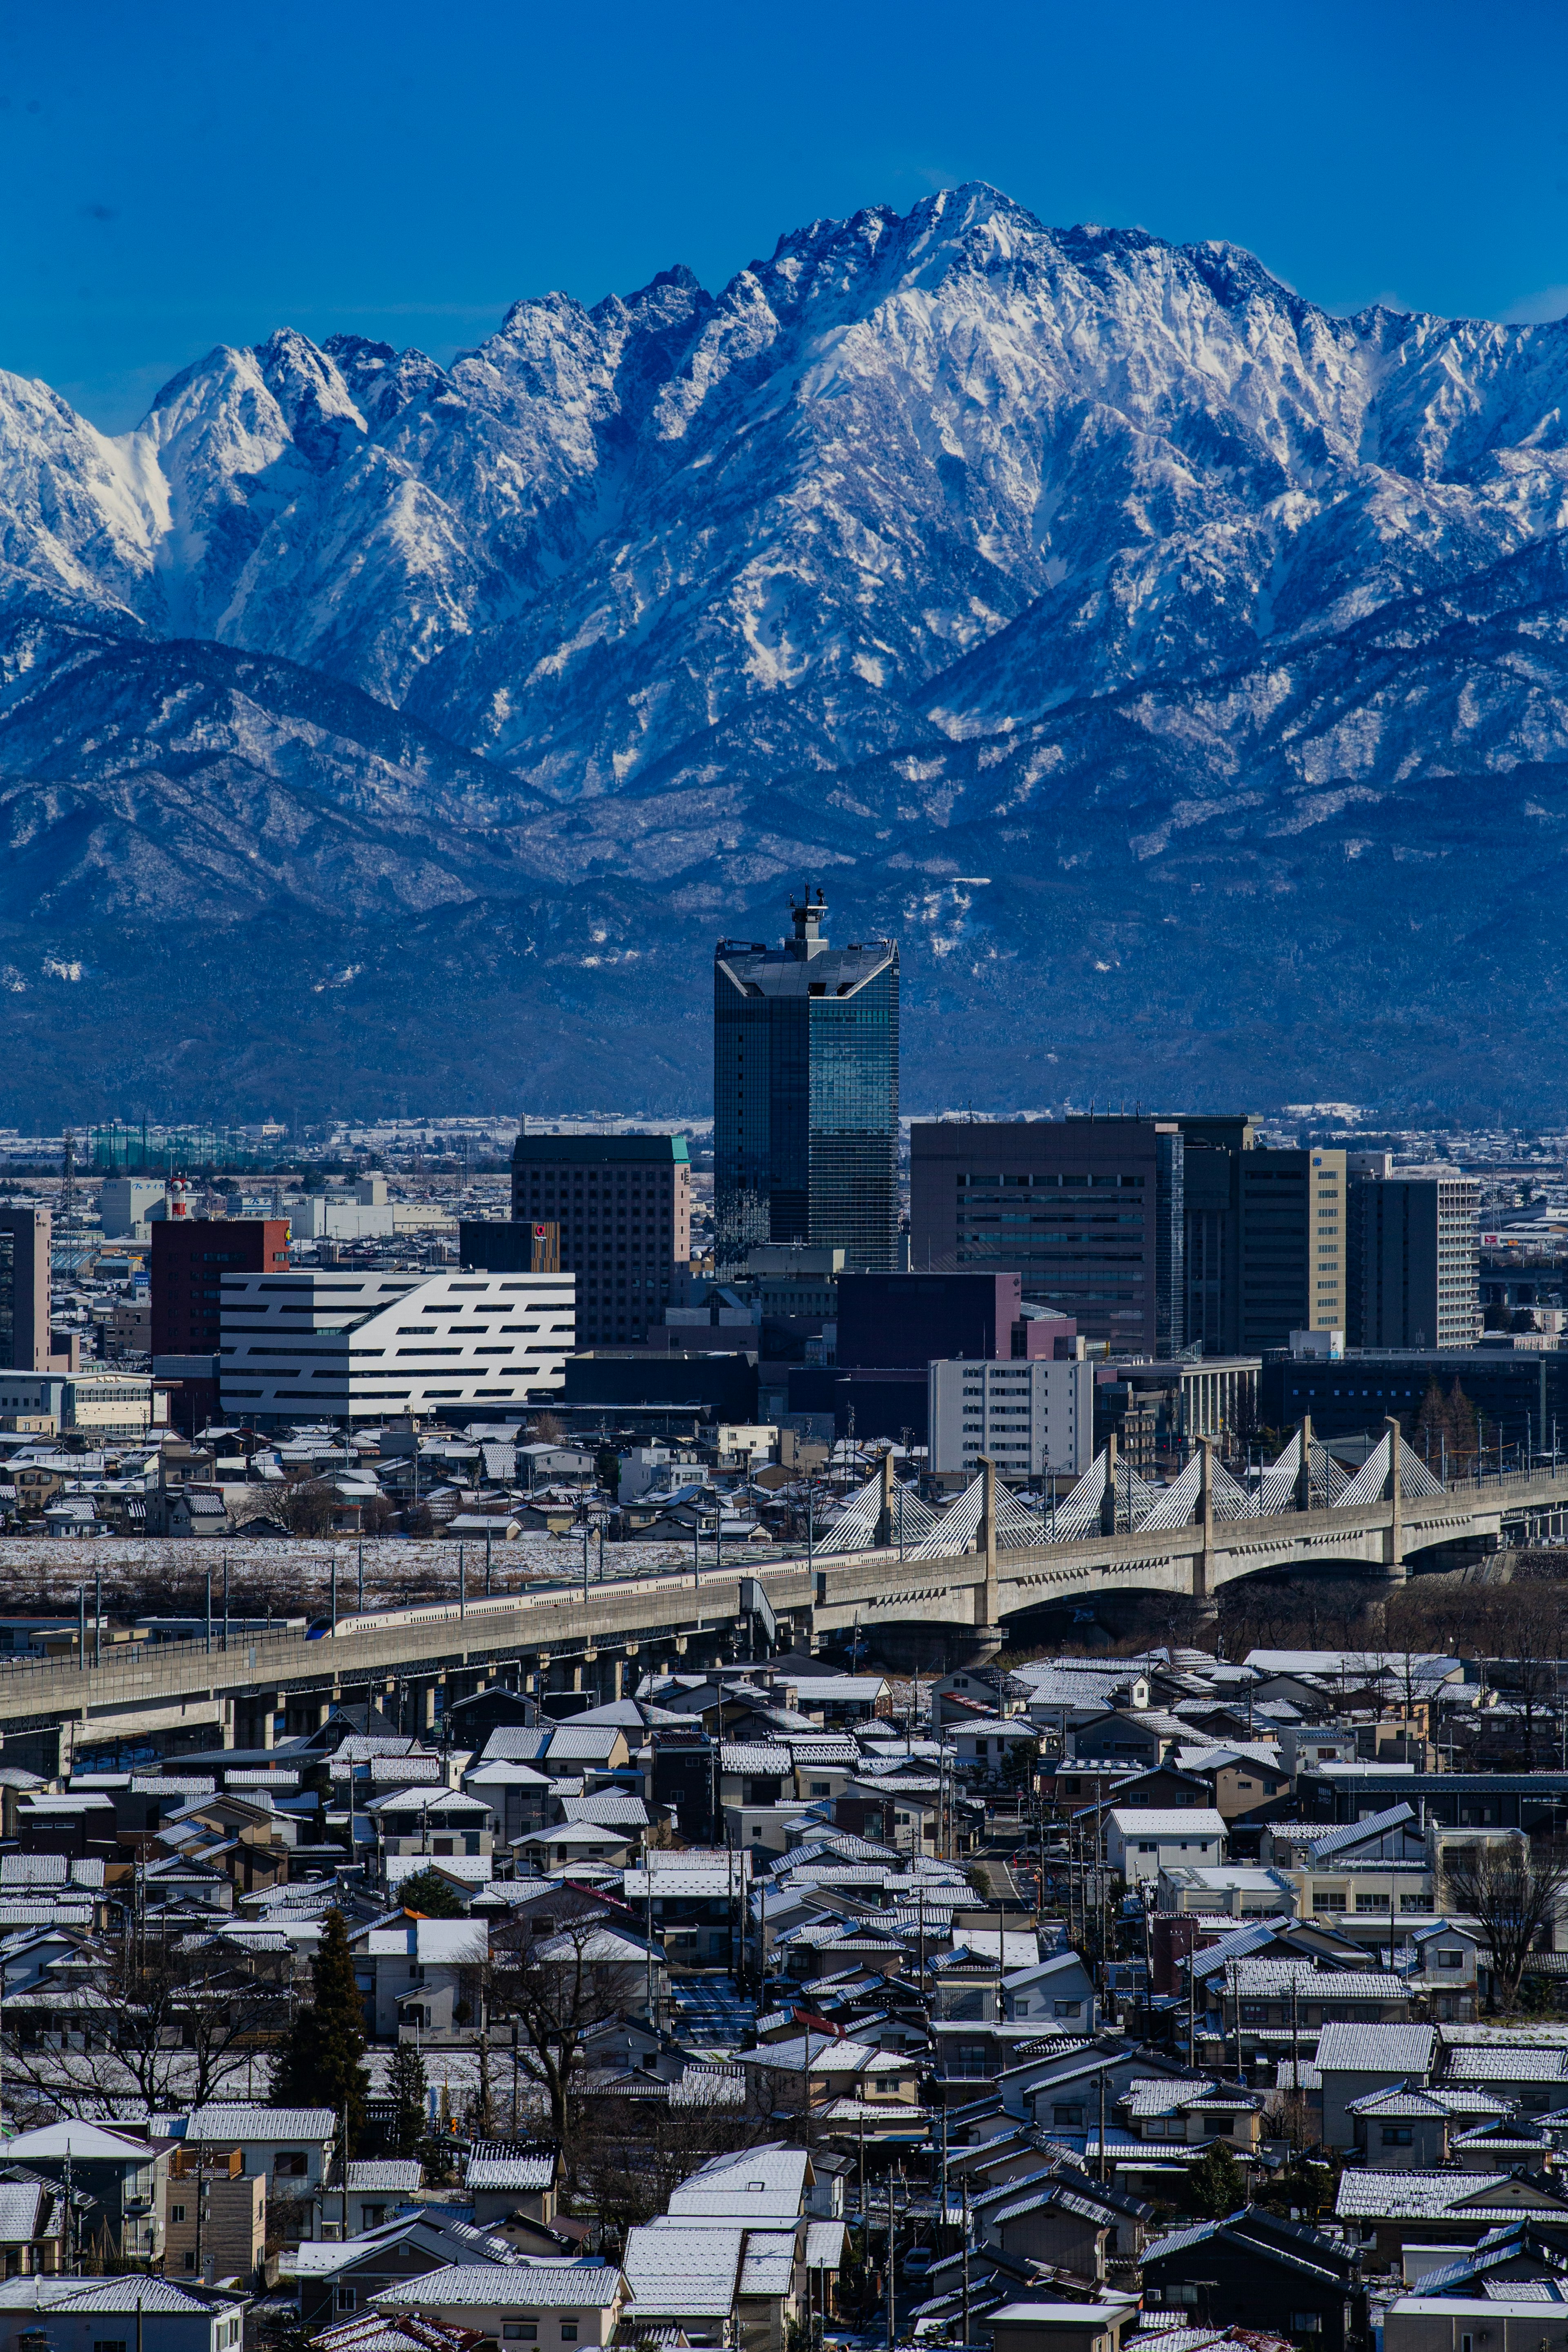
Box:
[1236,1146,1348,1354]
[510,1133,690,1349]
[1261,1343,1566,1453]
[1167,1121,1349,1355]
[1176,1115,1257,1355]
[0,1205,52,1371]
[713,891,899,1273]
[1348,1164,1480,1351]
[908,1115,1185,1355]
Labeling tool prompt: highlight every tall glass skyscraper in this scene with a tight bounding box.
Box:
[714,891,900,1272]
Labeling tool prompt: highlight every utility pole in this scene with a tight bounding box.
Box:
[960,2179,971,2347]
[886,2172,896,2350]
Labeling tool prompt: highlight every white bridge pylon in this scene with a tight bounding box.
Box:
[816,1427,1446,1559]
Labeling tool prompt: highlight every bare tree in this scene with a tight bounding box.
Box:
[277,1476,336,1538]
[1442,1836,1568,2010]
[3,1930,287,2114]
[488,1913,646,2147]
[573,2089,775,2254]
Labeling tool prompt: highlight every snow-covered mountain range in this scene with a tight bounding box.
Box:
[4,181,1568,1119]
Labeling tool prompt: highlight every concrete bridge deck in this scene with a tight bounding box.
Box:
[0,1459,1561,1772]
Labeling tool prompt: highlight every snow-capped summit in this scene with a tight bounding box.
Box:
[1,184,1568,1115]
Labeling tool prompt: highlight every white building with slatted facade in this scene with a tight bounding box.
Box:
[220,1269,575,1426]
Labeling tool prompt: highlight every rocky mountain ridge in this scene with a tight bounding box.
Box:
[2,183,1568,1120]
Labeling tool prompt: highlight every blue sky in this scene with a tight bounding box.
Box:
[4,0,1566,431]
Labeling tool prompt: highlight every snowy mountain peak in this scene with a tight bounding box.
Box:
[1,185,1568,1116]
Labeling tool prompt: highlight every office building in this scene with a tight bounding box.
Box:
[220,1268,576,1425]
[97,1178,165,1239]
[748,1246,843,1321]
[928,1356,1095,1478]
[909,1116,1185,1354]
[510,1133,689,1349]
[837,1271,1038,1368]
[1176,1115,1258,1354]
[1262,1344,1567,1452]
[1237,1148,1347,1351]
[1166,1119,1347,1355]
[0,1371,160,1440]
[1348,1166,1480,1350]
[713,890,899,1272]
[461,1221,561,1274]
[0,1206,52,1371]
[151,1218,290,1359]
[1095,1355,1261,1474]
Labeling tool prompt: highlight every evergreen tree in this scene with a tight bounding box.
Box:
[388,2041,429,2160]
[272,1907,370,2154]
[1186,2138,1246,2219]
[394,1868,467,1919]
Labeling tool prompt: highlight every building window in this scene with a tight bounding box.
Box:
[336,2287,358,2312]
[1380,2125,1414,2147]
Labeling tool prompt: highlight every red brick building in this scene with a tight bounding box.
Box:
[151,1218,290,1356]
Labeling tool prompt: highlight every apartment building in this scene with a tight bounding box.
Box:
[928,1357,1096,1478]
[1348,1163,1480,1350]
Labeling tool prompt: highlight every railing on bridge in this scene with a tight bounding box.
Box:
[802,1428,1568,1565]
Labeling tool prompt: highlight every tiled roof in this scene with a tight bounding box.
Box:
[1336,2171,1563,2219]
[347,2160,424,2193]
[8,2277,217,2313]
[0,2185,43,2244]
[1314,2023,1435,2073]
[466,2151,556,2192]
[737,2231,799,2295]
[378,2262,624,2309]
[1107,1809,1227,1837]
[622,2223,743,2316]
[1450,2048,1568,2082]
[719,1745,792,1774]
[1229,1962,1406,1997]
[186,2101,336,2139]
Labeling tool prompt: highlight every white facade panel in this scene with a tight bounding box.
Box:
[927,1357,1094,1478]
[220,1269,576,1423]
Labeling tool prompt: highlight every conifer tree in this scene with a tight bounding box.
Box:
[1187,2137,1246,2220]
[272,1907,370,2154]
[389,2041,429,2160]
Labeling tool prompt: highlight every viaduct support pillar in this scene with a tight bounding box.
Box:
[975,1455,999,1630]
[1381,1414,1407,1587]
[874,1447,895,1552]
[1193,1437,1217,1621]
